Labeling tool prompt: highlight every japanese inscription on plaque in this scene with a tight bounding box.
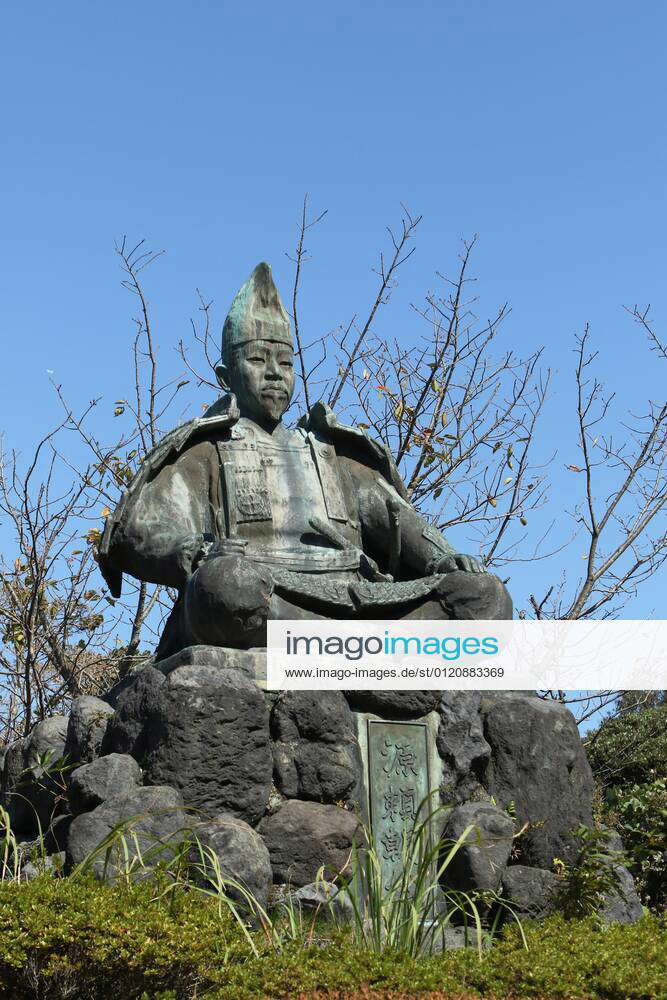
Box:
[367,720,432,891]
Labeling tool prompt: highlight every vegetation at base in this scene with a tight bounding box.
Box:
[551,824,627,919]
[0,877,663,1000]
[333,795,524,958]
[585,702,667,910]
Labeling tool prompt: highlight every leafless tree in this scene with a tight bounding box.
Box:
[0,419,122,739]
[316,233,553,572]
[528,313,667,722]
[2,208,665,739]
[284,206,665,726]
[0,239,188,739]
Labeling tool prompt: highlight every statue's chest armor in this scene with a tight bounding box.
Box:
[230,437,327,541]
[216,426,355,562]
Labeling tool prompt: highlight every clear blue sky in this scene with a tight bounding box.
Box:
[1,1,666,635]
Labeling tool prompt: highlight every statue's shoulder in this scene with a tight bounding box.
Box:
[299,401,408,501]
[98,396,239,591]
[127,395,239,489]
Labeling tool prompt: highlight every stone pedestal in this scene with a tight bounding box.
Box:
[0,643,643,923]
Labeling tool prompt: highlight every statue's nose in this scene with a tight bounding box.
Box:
[265,357,283,380]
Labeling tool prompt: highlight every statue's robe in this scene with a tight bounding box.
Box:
[99,399,511,655]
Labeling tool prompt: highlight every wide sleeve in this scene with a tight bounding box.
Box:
[100,440,219,593]
[341,453,456,579]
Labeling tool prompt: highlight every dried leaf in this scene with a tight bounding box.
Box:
[101,506,111,518]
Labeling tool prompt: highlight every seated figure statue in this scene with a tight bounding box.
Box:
[98,263,512,658]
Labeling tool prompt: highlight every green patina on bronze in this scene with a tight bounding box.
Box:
[98,260,512,658]
[367,719,432,891]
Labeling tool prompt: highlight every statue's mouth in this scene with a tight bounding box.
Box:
[261,388,288,400]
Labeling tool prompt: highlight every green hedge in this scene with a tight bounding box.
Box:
[0,877,664,999]
[585,704,667,908]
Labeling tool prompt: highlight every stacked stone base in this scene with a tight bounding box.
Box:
[0,645,642,924]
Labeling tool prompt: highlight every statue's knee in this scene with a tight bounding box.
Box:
[184,555,273,645]
[477,573,513,619]
[436,569,512,621]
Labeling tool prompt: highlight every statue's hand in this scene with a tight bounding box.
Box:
[433,553,487,575]
[175,532,218,579]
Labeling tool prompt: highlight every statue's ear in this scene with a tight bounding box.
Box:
[215,363,230,390]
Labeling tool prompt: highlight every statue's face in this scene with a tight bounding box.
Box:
[227,339,295,427]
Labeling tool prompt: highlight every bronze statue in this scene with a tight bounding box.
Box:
[99,263,511,659]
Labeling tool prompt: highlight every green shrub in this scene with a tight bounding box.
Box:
[551,824,627,919]
[585,705,667,909]
[0,878,664,999]
[332,795,522,957]
[585,704,667,788]
[0,876,246,999]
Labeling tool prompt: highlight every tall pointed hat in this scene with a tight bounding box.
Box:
[222,262,293,361]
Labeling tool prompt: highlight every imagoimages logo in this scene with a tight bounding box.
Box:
[267,619,667,692]
[284,629,499,661]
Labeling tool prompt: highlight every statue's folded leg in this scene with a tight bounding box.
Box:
[181,554,271,647]
[396,570,512,622]
[180,554,327,649]
[165,562,511,654]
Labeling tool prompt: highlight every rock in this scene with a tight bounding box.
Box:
[598,863,644,924]
[259,800,364,888]
[21,851,65,880]
[26,717,70,765]
[102,665,166,758]
[433,925,490,951]
[65,696,115,765]
[480,695,594,867]
[43,813,73,854]
[101,661,153,709]
[595,830,643,925]
[500,865,559,919]
[156,644,258,678]
[1,741,27,826]
[344,690,441,719]
[15,813,71,866]
[602,829,626,854]
[104,663,272,825]
[66,785,187,878]
[271,691,361,804]
[441,801,514,893]
[279,880,355,921]
[437,692,490,803]
[1,716,69,834]
[189,814,272,910]
[69,754,142,815]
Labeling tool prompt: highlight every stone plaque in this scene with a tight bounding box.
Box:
[367,719,432,891]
